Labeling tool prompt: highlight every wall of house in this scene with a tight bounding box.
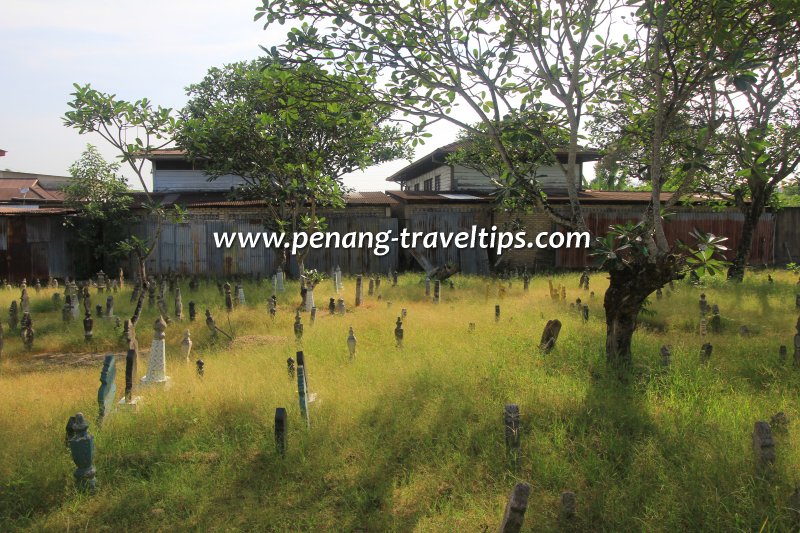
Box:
[401,165,452,192]
[154,170,248,192]
[774,207,800,265]
[402,164,578,193]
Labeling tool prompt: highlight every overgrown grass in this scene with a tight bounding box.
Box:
[0,271,799,531]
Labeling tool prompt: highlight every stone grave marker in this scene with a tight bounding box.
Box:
[148,282,156,308]
[347,326,356,359]
[97,355,117,423]
[304,285,315,312]
[181,330,192,362]
[236,284,245,306]
[95,304,103,318]
[20,286,29,312]
[188,301,196,322]
[294,312,304,341]
[328,297,335,315]
[753,421,775,471]
[9,301,18,330]
[355,275,363,307]
[660,345,671,366]
[34,278,41,293]
[375,277,381,292]
[269,295,277,320]
[699,317,707,337]
[504,404,520,457]
[67,413,96,492]
[495,304,501,322]
[523,273,530,292]
[560,491,576,521]
[52,292,61,309]
[224,282,233,312]
[539,319,562,353]
[582,305,589,323]
[498,482,530,533]
[275,407,287,456]
[287,357,295,379]
[62,296,72,323]
[310,306,317,323]
[196,359,204,377]
[395,317,404,348]
[276,270,285,292]
[699,293,709,315]
[336,298,346,315]
[392,271,398,286]
[656,288,663,300]
[141,316,170,386]
[174,289,183,320]
[434,280,441,304]
[700,343,713,363]
[710,305,721,332]
[296,350,310,427]
[21,313,34,350]
[120,336,140,409]
[425,277,431,296]
[468,322,475,332]
[368,277,374,296]
[105,295,114,318]
[83,312,93,342]
[130,284,140,305]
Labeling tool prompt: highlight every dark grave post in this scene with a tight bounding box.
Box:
[105,296,113,318]
[395,317,404,348]
[355,275,363,307]
[753,421,775,472]
[700,343,713,363]
[498,482,530,533]
[560,491,576,521]
[504,404,520,460]
[224,282,233,312]
[495,304,500,322]
[175,288,183,320]
[67,413,97,492]
[434,280,441,304]
[310,307,317,324]
[392,271,398,286]
[124,346,137,403]
[539,320,562,353]
[329,298,336,315]
[368,277,374,296]
[296,351,310,427]
[425,277,431,296]
[188,301,196,322]
[287,357,295,379]
[347,326,356,359]
[196,359,204,377]
[275,407,287,456]
[83,312,93,342]
[582,305,589,323]
[660,345,671,367]
[95,304,103,318]
[294,311,304,341]
[779,345,787,363]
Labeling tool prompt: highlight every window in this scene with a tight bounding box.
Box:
[413,183,420,191]
[434,175,441,191]
[424,178,433,191]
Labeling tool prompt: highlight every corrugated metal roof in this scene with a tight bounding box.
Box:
[0,178,65,202]
[132,190,397,207]
[0,207,74,215]
[386,140,602,182]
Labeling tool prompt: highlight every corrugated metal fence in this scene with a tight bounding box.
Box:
[136,215,399,277]
[555,208,775,268]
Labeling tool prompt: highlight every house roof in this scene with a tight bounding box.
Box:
[387,189,708,205]
[0,149,6,157]
[0,177,65,203]
[141,148,187,159]
[386,140,602,183]
[0,206,74,216]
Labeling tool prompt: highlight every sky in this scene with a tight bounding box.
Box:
[0,0,463,191]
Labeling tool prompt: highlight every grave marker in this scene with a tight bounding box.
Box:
[141,316,170,386]
[275,407,287,456]
[174,289,183,320]
[189,301,196,322]
[504,404,520,457]
[753,421,775,471]
[700,343,713,362]
[355,275,363,307]
[347,326,356,359]
[779,345,787,363]
[539,319,562,353]
[395,317,404,348]
[660,345,671,367]
[560,491,576,521]
[181,330,193,362]
[497,482,530,533]
[287,357,295,379]
[97,355,117,423]
[328,298,336,315]
[67,413,96,492]
[105,295,114,318]
[434,280,441,304]
[296,350,310,427]
[83,312,93,342]
[196,359,204,377]
[495,304,501,322]
[294,312,304,340]
[224,282,233,312]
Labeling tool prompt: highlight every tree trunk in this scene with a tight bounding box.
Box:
[728,189,767,282]
[130,255,148,327]
[604,254,682,366]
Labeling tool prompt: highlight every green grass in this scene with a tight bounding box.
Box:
[0,271,799,531]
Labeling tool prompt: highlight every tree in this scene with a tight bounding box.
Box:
[707,43,800,280]
[259,0,795,366]
[64,84,184,325]
[175,59,409,275]
[62,145,134,277]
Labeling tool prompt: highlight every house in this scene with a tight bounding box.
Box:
[0,169,73,282]
[384,142,776,273]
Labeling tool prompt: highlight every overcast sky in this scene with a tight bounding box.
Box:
[0,0,465,191]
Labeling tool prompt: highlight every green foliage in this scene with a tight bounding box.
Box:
[63,84,177,194]
[62,145,134,277]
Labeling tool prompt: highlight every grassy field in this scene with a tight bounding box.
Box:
[1,271,799,532]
